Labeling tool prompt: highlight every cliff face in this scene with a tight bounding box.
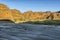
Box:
[0,4,60,23]
[0,4,14,22]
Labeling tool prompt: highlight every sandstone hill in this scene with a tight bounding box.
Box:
[0,4,60,23]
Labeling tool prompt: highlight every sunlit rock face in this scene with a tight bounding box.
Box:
[23,11,60,21]
[0,4,14,22]
[0,4,23,23]
[23,11,52,21]
[53,13,60,20]
[11,9,23,23]
[0,4,60,23]
[0,4,9,10]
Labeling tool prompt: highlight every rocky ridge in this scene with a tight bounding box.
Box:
[0,4,60,23]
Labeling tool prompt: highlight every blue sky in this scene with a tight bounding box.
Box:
[0,0,60,12]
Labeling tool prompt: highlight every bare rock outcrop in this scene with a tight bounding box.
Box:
[0,4,60,23]
[0,4,14,22]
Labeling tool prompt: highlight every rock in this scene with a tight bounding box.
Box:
[0,4,60,23]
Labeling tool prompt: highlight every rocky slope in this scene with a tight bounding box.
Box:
[0,4,60,23]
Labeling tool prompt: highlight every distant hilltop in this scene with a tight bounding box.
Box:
[0,4,60,23]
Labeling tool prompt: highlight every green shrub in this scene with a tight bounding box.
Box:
[25,20,60,25]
